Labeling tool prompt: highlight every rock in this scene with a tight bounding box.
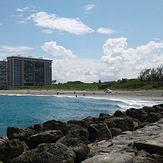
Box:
[106,117,140,132]
[67,120,88,128]
[110,128,122,137]
[29,130,64,148]
[153,104,163,112]
[81,151,134,163]
[99,113,110,118]
[43,120,68,135]
[8,143,75,163]
[144,113,163,123]
[151,154,163,163]
[133,142,163,155]
[113,110,126,117]
[0,139,28,162]
[67,123,89,144]
[88,123,112,142]
[7,127,29,142]
[57,136,90,163]
[26,123,43,133]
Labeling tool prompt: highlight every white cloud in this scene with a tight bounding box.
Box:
[41,41,77,59]
[29,12,94,35]
[52,59,101,82]
[0,45,34,54]
[101,38,163,79]
[50,38,163,83]
[84,4,95,13]
[97,28,116,35]
[41,29,53,34]
[16,7,29,12]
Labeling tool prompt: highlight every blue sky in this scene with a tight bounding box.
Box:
[0,0,163,83]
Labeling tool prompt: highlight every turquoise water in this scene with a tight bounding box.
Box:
[0,94,162,136]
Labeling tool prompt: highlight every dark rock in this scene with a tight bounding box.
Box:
[151,154,163,163]
[106,117,140,131]
[29,130,64,148]
[57,136,90,163]
[88,125,98,143]
[0,139,28,162]
[43,120,68,135]
[133,142,163,155]
[67,124,89,144]
[126,108,149,122]
[7,127,29,142]
[99,113,110,118]
[27,124,43,133]
[143,106,156,113]
[67,120,88,128]
[144,113,163,123]
[88,123,112,142]
[126,108,141,119]
[110,128,122,137]
[8,143,75,163]
[113,110,126,117]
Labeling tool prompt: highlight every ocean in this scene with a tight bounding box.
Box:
[0,94,162,136]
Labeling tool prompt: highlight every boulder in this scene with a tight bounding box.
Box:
[144,113,163,123]
[43,120,68,135]
[105,117,140,132]
[67,119,89,128]
[29,130,64,148]
[125,108,149,122]
[110,128,122,137]
[26,123,43,133]
[57,136,90,163]
[99,113,110,118]
[7,127,29,142]
[88,123,112,142]
[0,139,28,162]
[67,123,89,144]
[133,142,163,155]
[8,143,75,163]
[81,151,134,163]
[113,110,126,117]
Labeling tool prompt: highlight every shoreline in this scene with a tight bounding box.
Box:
[0,89,162,101]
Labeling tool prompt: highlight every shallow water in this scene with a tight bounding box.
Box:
[0,94,162,136]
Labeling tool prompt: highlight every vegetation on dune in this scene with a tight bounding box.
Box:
[17,79,163,91]
[17,66,163,91]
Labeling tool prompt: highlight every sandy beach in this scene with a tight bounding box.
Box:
[0,89,162,101]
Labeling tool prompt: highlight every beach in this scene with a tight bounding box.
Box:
[0,89,162,101]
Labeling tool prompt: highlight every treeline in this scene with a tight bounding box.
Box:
[138,66,163,87]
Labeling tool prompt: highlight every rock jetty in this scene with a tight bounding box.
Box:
[0,103,163,163]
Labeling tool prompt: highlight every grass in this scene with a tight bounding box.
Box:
[16,79,163,91]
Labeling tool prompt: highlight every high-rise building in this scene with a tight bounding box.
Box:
[0,60,7,89]
[7,56,52,88]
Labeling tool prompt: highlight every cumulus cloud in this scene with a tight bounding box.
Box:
[28,12,94,35]
[97,28,116,35]
[52,59,101,82]
[101,38,163,79]
[49,38,163,83]
[41,41,77,59]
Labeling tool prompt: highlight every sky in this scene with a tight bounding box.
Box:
[0,0,163,83]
